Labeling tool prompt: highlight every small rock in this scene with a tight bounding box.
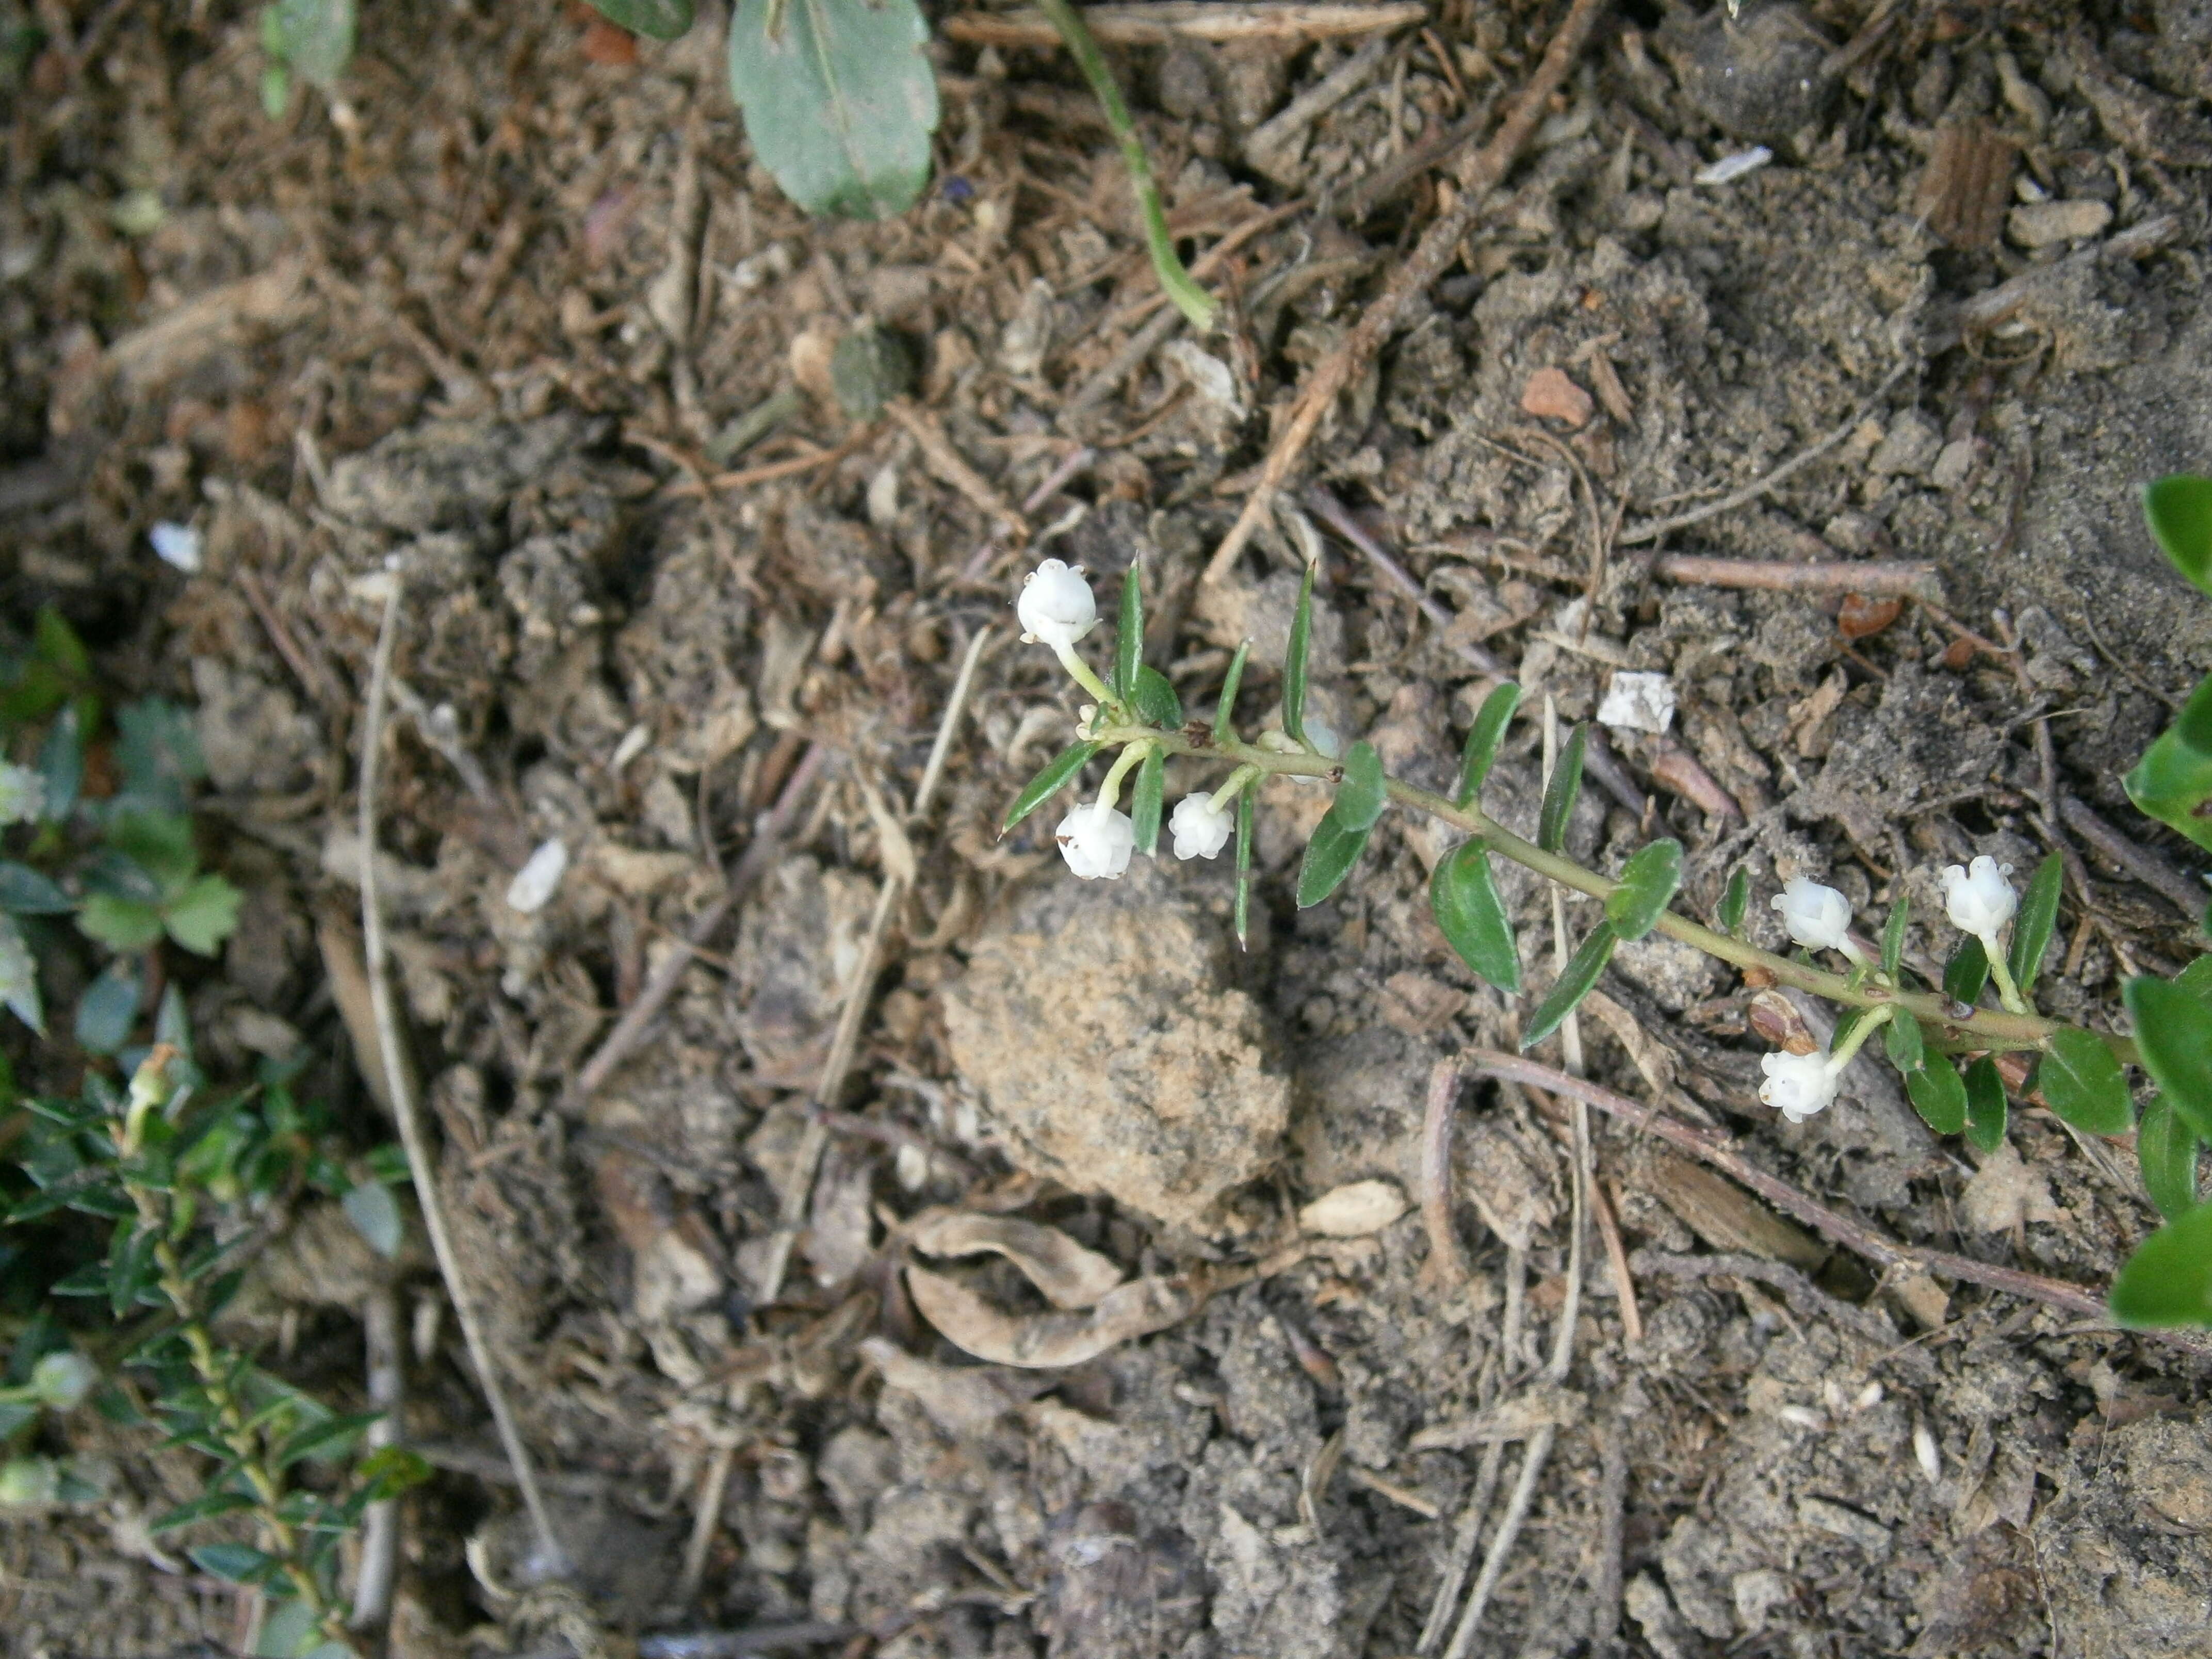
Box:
[1520,366,1595,428]
[505,838,569,914]
[1598,671,1678,735]
[1869,409,1943,478]
[149,521,202,572]
[1674,3,1837,142]
[1297,1180,1408,1238]
[2006,198,2112,248]
[1928,436,1977,492]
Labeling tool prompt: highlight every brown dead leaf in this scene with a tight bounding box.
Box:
[905,1264,1205,1368]
[1521,366,1595,428]
[905,1210,1125,1309]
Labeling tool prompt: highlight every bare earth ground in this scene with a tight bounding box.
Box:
[4,0,2212,1655]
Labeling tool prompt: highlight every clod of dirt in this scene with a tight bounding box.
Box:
[942,865,1288,1230]
[1671,4,1838,142]
[2036,1407,2212,1656]
[321,412,603,535]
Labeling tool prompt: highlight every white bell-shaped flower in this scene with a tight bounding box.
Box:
[1772,876,1853,954]
[0,761,44,827]
[28,1352,96,1412]
[1016,558,1098,649]
[1055,801,1135,880]
[1940,855,2016,942]
[1168,794,1234,861]
[1759,1049,1841,1124]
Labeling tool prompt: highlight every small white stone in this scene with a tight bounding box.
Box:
[2007,198,2111,249]
[1597,671,1677,735]
[1694,145,1774,186]
[149,522,202,573]
[1913,1420,1941,1481]
[505,838,570,914]
[1297,1179,1409,1238]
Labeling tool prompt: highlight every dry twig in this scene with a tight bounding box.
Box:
[943,2,1426,48]
[1644,554,1942,598]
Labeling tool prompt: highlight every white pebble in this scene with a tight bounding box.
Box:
[1694,146,1774,186]
[1597,670,1678,735]
[1913,1419,1941,1481]
[505,838,569,914]
[1777,1404,1828,1431]
[1297,1179,1409,1238]
[1852,1380,1885,1414]
[149,521,202,573]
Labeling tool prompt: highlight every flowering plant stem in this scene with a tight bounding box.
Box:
[1094,721,2115,1061]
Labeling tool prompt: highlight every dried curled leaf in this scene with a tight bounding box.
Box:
[905,1264,1205,1368]
[905,1209,1125,1310]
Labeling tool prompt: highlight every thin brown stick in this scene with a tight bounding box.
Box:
[1306,486,1505,676]
[1202,0,1612,585]
[2059,795,2207,924]
[1647,554,1942,598]
[1466,1051,2211,1354]
[563,743,831,1116]
[676,1441,738,1606]
[1421,1059,1470,1282]
[1588,1178,1642,1345]
[943,2,1426,48]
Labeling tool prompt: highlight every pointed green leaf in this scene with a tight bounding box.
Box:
[2035,1029,2134,1136]
[584,0,695,40]
[2109,1202,2212,1329]
[1133,665,1182,729]
[2138,1096,2201,1224]
[1605,839,1682,941]
[1944,935,1990,1007]
[153,1489,258,1532]
[2127,974,2212,1138]
[0,863,72,915]
[1131,747,1164,858]
[38,703,85,821]
[2143,474,2212,599]
[1521,922,1617,1051]
[1537,725,1587,854]
[1001,741,1098,833]
[1295,812,1371,909]
[1880,897,1909,981]
[1455,682,1521,807]
[2009,852,2063,999]
[105,811,199,894]
[115,701,205,816]
[727,0,938,220]
[1214,643,1249,742]
[1882,1010,1925,1074]
[1963,1056,2008,1153]
[163,874,242,957]
[277,1410,385,1469]
[1906,1060,1968,1135]
[1431,841,1520,993]
[2124,672,2212,855]
[1717,867,1749,937]
[189,1542,276,1584]
[1232,792,1253,951]
[1332,742,1387,833]
[1114,566,1143,702]
[353,1444,433,1502]
[1282,560,1316,748]
[74,958,142,1055]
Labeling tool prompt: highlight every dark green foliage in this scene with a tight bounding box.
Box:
[1537,725,1586,854]
[1604,840,1682,941]
[1963,1056,2008,1154]
[1431,841,1520,993]
[2035,1029,2134,1136]
[1521,923,1616,1050]
[2009,853,2063,999]
[1455,682,1520,806]
[1001,742,1097,833]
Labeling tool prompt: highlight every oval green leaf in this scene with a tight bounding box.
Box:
[2109,1202,2212,1329]
[1114,566,1143,701]
[1133,665,1181,729]
[1717,866,1749,937]
[2137,1096,2201,1224]
[1943,935,1990,1007]
[2124,672,2212,855]
[266,0,354,89]
[0,862,72,915]
[1130,746,1164,857]
[1604,839,1682,941]
[1537,725,1587,855]
[1431,840,1520,994]
[728,0,939,220]
[189,1542,275,1584]
[586,0,697,40]
[1455,681,1521,807]
[1214,643,1249,742]
[2008,851,2063,999]
[1963,1055,2008,1154]
[1882,1009,1925,1074]
[2035,1028,2134,1136]
[1282,560,1316,747]
[2143,474,2212,599]
[1295,812,1371,909]
[1880,896,1909,981]
[1001,741,1098,833]
[1332,742,1387,833]
[1521,921,1617,1051]
[2126,974,2212,1138]
[152,1489,256,1532]
[1906,1060,1967,1135]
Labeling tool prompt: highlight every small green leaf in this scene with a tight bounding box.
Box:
[1537,725,1587,855]
[0,863,72,915]
[163,874,242,956]
[341,1181,403,1260]
[2178,954,2212,1006]
[1717,867,1749,937]
[251,1597,323,1659]
[1944,935,1990,1007]
[1880,897,1909,981]
[829,325,916,420]
[2138,1096,2201,1224]
[1296,813,1371,909]
[1001,741,1098,833]
[2109,1202,2212,1329]
[1332,742,1387,833]
[1232,793,1253,951]
[1882,1010,1925,1074]
[1906,1060,1968,1135]
[1114,566,1143,702]
[1132,665,1181,728]
[189,1542,276,1584]
[2035,1029,2134,1136]
[1455,682,1521,807]
[1521,922,1617,1051]
[0,914,41,1035]
[2127,974,2212,1138]
[1282,560,1316,748]
[2009,852,2063,1000]
[1130,747,1164,858]
[38,703,85,821]
[1214,643,1249,743]
[105,812,199,895]
[2143,474,2212,600]
[153,1489,257,1532]
[584,0,696,40]
[1605,839,1682,941]
[115,701,206,816]
[2125,672,2212,855]
[74,959,142,1055]
[1963,1056,2008,1153]
[264,0,353,87]
[353,1443,433,1502]
[277,1410,384,1469]
[78,894,165,954]
[727,0,938,220]
[1431,841,1520,993]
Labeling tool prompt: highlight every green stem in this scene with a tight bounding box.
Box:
[1828,1004,1893,1069]
[1985,943,2028,1016]
[1206,765,1261,815]
[1033,0,1217,331]
[1097,723,2126,1062]
[1097,740,1148,811]
[1052,640,1118,710]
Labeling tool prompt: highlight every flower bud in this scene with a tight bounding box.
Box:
[0,1457,59,1509]
[1771,877,1853,954]
[1016,559,1098,650]
[1759,1049,1841,1124]
[1055,801,1135,880]
[29,1352,96,1412]
[1940,855,2016,941]
[1168,795,1234,861]
[0,760,45,826]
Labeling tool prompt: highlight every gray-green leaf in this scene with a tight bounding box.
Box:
[1332,742,1387,833]
[1431,840,1520,993]
[1130,747,1164,857]
[1943,935,1989,1007]
[1114,567,1143,702]
[728,0,939,220]
[1001,741,1097,833]
[1880,897,1909,980]
[1963,1056,2007,1153]
[1521,922,1616,1051]
[1882,1009,1925,1074]
[2137,1096,2200,1223]
[1282,560,1316,747]
[2126,974,2212,1140]
[1717,866,1749,936]
[1455,682,1520,807]
[2035,1029,2133,1137]
[265,0,353,89]
[1214,643,1249,742]
[1906,1060,1967,1136]
[1537,725,1586,854]
[1133,665,1182,728]
[2008,851,2063,1000]
[584,0,696,41]
[1296,812,1371,909]
[1604,839,1681,941]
